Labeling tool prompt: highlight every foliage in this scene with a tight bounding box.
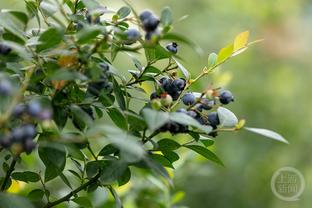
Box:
[0,0,287,207]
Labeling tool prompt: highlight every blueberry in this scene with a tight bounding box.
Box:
[23,139,36,154]
[82,106,94,120]
[0,136,12,148]
[103,82,113,94]
[150,92,159,100]
[0,79,13,95]
[139,10,153,21]
[0,43,12,55]
[11,127,25,142]
[22,124,37,139]
[27,101,42,117]
[219,90,234,104]
[172,78,186,91]
[142,16,160,32]
[182,93,196,105]
[200,98,214,110]
[177,108,187,113]
[207,112,220,127]
[124,28,141,44]
[186,110,197,118]
[166,42,178,54]
[161,78,172,92]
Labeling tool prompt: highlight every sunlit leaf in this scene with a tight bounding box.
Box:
[233,31,249,52]
[245,127,289,144]
[216,43,233,64]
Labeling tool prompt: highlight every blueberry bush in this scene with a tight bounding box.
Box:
[0,0,288,207]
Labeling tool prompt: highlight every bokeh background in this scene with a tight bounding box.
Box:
[1,0,312,207]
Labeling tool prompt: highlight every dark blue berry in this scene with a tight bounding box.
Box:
[27,101,42,117]
[82,106,94,120]
[99,62,109,72]
[142,16,160,32]
[0,136,12,148]
[24,139,36,154]
[0,79,13,95]
[166,42,178,54]
[139,10,153,21]
[23,124,37,139]
[186,110,197,118]
[0,43,12,55]
[200,98,214,110]
[182,93,196,105]
[177,108,187,113]
[12,104,26,117]
[219,90,234,104]
[207,112,220,127]
[145,30,160,42]
[11,127,25,142]
[172,78,186,91]
[125,28,141,44]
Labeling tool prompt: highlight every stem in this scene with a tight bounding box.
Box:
[0,156,18,191]
[43,173,101,208]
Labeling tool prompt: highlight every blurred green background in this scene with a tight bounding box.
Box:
[1,0,312,207]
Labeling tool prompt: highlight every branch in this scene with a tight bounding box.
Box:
[43,173,101,208]
[0,155,18,191]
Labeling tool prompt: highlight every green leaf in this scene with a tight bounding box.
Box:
[107,107,128,130]
[99,160,128,185]
[125,111,147,131]
[38,143,66,182]
[117,6,131,19]
[0,12,26,43]
[144,44,171,63]
[170,112,212,134]
[70,105,93,130]
[0,193,35,208]
[199,136,214,147]
[208,53,218,68]
[244,127,289,144]
[72,197,93,208]
[162,150,179,163]
[141,108,170,132]
[150,154,174,168]
[160,7,173,26]
[81,0,100,12]
[157,139,180,151]
[11,171,40,183]
[76,25,102,44]
[118,167,131,186]
[27,189,44,201]
[25,1,40,28]
[98,144,119,156]
[4,10,28,25]
[143,66,162,74]
[112,78,126,110]
[48,70,87,81]
[36,28,63,52]
[173,58,190,79]
[184,145,223,166]
[216,43,233,64]
[217,107,238,128]
[66,144,85,161]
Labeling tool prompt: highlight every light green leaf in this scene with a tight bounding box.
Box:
[76,25,103,44]
[107,107,128,130]
[217,107,238,128]
[40,0,58,17]
[245,127,289,144]
[150,154,174,168]
[36,27,63,52]
[216,43,233,64]
[72,197,92,208]
[0,12,26,42]
[117,6,131,19]
[160,7,173,26]
[208,52,218,68]
[173,58,190,79]
[142,108,170,132]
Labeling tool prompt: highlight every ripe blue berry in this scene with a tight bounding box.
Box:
[219,90,234,104]
[166,42,178,54]
[24,139,36,154]
[23,124,37,139]
[12,104,26,117]
[27,101,42,117]
[0,43,12,55]
[172,78,186,91]
[207,112,220,127]
[182,93,196,105]
[139,10,153,21]
[124,28,141,44]
[0,79,13,95]
[150,92,159,100]
[142,16,160,32]
[0,136,12,148]
[99,62,109,72]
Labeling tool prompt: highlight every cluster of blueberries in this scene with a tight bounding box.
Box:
[139,10,160,41]
[0,43,11,56]
[149,76,235,136]
[0,101,52,154]
[87,62,113,97]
